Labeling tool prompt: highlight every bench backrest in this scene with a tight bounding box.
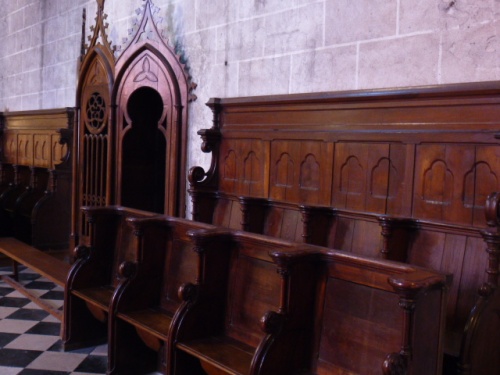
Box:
[314,250,448,375]
[83,206,157,288]
[159,218,215,314]
[223,234,284,347]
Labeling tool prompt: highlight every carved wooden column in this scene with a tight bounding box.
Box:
[188,111,221,221]
[300,205,335,246]
[384,272,447,375]
[377,216,416,262]
[239,197,269,233]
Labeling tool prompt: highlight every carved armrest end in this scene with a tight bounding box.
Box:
[178,282,199,302]
[485,192,500,228]
[118,261,137,279]
[388,270,448,298]
[382,352,407,375]
[72,245,90,261]
[260,310,285,335]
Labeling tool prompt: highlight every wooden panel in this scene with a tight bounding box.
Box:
[34,134,51,168]
[3,133,17,164]
[317,279,401,374]
[2,109,73,169]
[190,83,500,370]
[330,216,356,252]
[332,142,405,213]
[17,134,33,165]
[269,140,332,205]
[454,236,488,330]
[263,206,302,242]
[349,219,382,258]
[219,139,266,197]
[472,145,500,226]
[413,143,476,225]
[160,238,197,313]
[408,229,485,354]
[226,253,280,348]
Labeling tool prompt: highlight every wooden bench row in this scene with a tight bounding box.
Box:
[190,190,488,362]
[0,162,71,250]
[62,206,449,375]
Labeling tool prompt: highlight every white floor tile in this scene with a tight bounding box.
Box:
[4,333,60,351]
[0,319,38,334]
[0,366,23,374]
[26,351,87,372]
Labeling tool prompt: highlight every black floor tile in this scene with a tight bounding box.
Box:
[0,348,42,367]
[0,332,21,348]
[40,290,64,300]
[26,322,61,336]
[74,355,108,373]
[0,296,31,308]
[19,369,70,375]
[47,340,95,354]
[24,281,56,290]
[5,308,50,321]
[0,286,14,296]
[18,273,41,282]
[0,278,108,374]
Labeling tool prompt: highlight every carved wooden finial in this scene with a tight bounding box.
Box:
[81,0,114,61]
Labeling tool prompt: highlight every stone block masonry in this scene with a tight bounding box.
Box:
[1,0,499,215]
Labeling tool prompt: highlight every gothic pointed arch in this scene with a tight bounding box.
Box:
[72,0,115,247]
[112,0,195,216]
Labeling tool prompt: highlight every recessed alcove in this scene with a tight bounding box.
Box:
[121,86,166,213]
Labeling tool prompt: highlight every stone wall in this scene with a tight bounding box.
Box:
[1,0,499,213]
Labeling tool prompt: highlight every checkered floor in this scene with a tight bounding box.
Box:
[0,266,107,375]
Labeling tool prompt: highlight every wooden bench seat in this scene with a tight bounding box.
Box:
[0,236,71,319]
[72,286,114,310]
[176,337,253,375]
[0,237,70,286]
[63,206,157,350]
[108,220,231,374]
[116,308,172,341]
[171,232,324,375]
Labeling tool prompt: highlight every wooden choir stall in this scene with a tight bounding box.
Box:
[0,1,498,374]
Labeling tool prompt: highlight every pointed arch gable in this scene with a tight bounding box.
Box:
[72,0,195,247]
[112,0,194,217]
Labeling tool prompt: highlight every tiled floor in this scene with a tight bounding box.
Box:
[0,266,107,375]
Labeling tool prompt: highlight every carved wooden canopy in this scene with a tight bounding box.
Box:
[72,0,195,247]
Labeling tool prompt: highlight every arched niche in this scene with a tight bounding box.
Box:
[121,86,166,213]
[112,0,193,217]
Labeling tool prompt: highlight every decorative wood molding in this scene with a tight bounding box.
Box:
[2,109,74,169]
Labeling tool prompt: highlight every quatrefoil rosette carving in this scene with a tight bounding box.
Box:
[85,92,108,134]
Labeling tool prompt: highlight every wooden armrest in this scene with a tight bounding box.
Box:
[388,270,449,297]
[80,205,122,217]
[268,247,323,267]
[186,227,233,241]
[125,215,169,230]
